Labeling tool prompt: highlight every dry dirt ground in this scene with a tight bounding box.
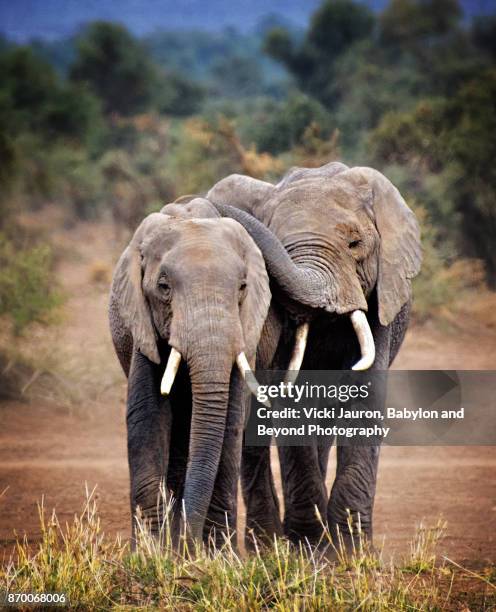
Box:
[1,216,495,567]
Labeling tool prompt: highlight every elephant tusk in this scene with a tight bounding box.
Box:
[350,310,375,371]
[160,348,182,395]
[236,352,271,408]
[284,322,309,384]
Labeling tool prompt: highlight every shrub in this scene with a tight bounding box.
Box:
[410,206,485,322]
[0,233,61,334]
[248,94,332,155]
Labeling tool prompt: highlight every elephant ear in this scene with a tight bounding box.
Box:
[222,219,271,362]
[111,213,169,364]
[353,168,422,326]
[207,174,275,218]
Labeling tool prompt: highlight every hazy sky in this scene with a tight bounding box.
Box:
[0,0,493,42]
[0,0,320,41]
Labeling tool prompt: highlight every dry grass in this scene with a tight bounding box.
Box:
[1,488,494,611]
[88,260,113,286]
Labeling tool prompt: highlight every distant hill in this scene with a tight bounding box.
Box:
[1,0,494,42]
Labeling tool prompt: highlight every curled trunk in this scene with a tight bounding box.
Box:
[210,202,330,310]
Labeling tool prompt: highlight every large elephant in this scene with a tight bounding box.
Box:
[109,199,271,544]
[207,161,422,548]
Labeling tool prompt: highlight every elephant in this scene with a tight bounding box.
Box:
[108,198,271,545]
[206,161,422,549]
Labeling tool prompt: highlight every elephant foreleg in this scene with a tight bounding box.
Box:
[327,320,392,551]
[204,372,245,549]
[242,444,283,549]
[127,350,171,543]
[278,444,328,545]
[327,445,380,549]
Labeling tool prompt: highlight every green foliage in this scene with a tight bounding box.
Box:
[308,0,374,59]
[264,0,374,107]
[263,0,491,156]
[0,0,495,295]
[472,15,496,59]
[0,233,61,334]
[167,117,246,194]
[370,69,496,286]
[145,27,290,100]
[379,0,462,48]
[263,27,294,65]
[0,46,58,132]
[99,124,174,230]
[153,70,204,116]
[328,42,425,153]
[245,93,332,155]
[70,21,204,118]
[50,147,105,219]
[70,22,157,116]
[0,46,102,146]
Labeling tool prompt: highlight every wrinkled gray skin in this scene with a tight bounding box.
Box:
[109,200,270,545]
[207,162,422,549]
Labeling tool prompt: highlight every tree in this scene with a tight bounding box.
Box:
[369,70,496,287]
[70,22,157,116]
[0,47,57,133]
[0,46,101,145]
[264,0,374,107]
[472,15,496,60]
[380,0,462,48]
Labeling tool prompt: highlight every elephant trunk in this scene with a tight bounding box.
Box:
[210,202,331,310]
[182,360,231,541]
[173,309,236,541]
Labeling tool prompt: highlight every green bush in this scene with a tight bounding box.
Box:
[369,69,496,287]
[245,94,332,154]
[0,233,61,334]
[0,46,102,146]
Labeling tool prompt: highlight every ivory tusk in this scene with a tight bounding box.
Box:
[284,322,309,384]
[236,352,271,408]
[160,348,182,395]
[350,310,375,371]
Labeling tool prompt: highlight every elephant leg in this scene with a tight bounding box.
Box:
[166,363,192,535]
[318,443,331,481]
[204,372,245,548]
[242,444,283,549]
[327,322,391,550]
[278,444,328,545]
[127,350,171,542]
[327,445,380,549]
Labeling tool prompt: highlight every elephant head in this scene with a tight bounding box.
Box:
[111,209,270,539]
[207,162,422,371]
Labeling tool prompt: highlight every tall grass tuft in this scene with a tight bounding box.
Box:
[1,488,494,610]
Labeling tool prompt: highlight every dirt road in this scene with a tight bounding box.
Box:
[1,217,495,565]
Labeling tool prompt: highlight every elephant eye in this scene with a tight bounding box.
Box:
[349,239,362,249]
[238,280,247,304]
[157,278,170,291]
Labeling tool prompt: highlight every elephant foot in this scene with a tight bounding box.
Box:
[244,513,284,551]
[283,512,327,547]
[327,506,374,558]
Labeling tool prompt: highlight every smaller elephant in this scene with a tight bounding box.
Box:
[109,199,271,544]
